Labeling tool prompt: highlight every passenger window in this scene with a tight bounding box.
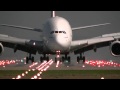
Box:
[55,31,58,33]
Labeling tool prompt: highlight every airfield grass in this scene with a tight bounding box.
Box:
[0,70,120,79]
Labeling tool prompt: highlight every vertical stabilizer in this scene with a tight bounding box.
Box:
[51,11,55,17]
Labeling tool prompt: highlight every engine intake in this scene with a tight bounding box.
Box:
[0,43,4,55]
[110,41,120,56]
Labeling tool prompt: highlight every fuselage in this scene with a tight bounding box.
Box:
[42,16,72,53]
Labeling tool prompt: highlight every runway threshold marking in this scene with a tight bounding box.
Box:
[31,59,53,79]
[12,59,54,79]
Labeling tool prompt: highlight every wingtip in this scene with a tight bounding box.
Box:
[105,23,111,25]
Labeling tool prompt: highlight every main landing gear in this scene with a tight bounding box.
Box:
[61,54,71,63]
[77,53,85,64]
[26,53,34,64]
[40,54,49,63]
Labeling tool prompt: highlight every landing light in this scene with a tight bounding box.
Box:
[101,77,104,79]
[21,60,23,62]
[32,69,35,71]
[22,73,25,76]
[37,73,40,76]
[38,77,42,79]
[34,75,37,79]
[82,65,85,67]
[25,71,28,74]
[17,75,21,79]
[39,72,42,74]
[31,77,34,79]
[33,42,36,45]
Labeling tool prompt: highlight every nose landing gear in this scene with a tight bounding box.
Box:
[55,51,61,63]
[55,51,71,64]
[62,54,71,63]
[40,54,49,63]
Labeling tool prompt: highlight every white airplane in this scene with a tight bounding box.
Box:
[0,11,120,64]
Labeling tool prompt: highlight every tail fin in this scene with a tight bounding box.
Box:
[51,11,55,17]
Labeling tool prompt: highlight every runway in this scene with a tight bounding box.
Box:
[0,58,120,79]
[0,59,120,70]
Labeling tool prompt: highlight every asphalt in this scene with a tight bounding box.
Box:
[0,59,120,70]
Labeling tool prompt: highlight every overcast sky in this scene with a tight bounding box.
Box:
[0,11,120,62]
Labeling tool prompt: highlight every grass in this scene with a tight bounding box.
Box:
[42,70,120,79]
[0,70,120,79]
[0,70,39,79]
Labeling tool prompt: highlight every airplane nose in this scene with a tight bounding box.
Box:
[55,35,69,48]
[48,35,70,52]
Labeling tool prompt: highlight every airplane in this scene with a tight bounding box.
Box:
[0,11,120,64]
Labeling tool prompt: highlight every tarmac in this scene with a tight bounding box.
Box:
[0,59,120,70]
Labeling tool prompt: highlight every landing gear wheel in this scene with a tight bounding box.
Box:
[46,56,49,62]
[55,57,57,63]
[83,56,85,63]
[25,53,35,64]
[68,56,71,63]
[31,56,34,63]
[76,54,86,64]
[62,56,65,62]
[26,57,29,64]
[40,57,43,63]
[77,56,80,63]
[40,54,50,63]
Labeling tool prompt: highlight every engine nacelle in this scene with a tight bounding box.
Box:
[110,41,120,56]
[0,43,4,55]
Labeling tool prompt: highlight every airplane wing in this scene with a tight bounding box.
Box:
[72,23,110,30]
[0,34,44,54]
[70,32,120,54]
[0,24,42,32]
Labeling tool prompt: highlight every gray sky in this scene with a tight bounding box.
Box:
[0,11,120,62]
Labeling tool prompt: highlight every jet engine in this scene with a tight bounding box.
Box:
[110,41,120,56]
[0,43,4,55]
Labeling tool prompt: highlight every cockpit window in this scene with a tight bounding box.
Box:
[63,31,66,34]
[50,31,54,34]
[55,31,58,33]
[50,31,66,34]
[59,31,62,33]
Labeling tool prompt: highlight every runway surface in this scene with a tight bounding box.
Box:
[0,59,120,70]
[0,59,120,79]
